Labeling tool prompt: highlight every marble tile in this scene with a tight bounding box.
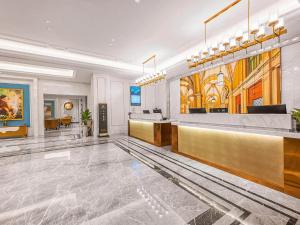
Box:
[115,136,300,225]
[0,135,208,225]
[1,132,300,225]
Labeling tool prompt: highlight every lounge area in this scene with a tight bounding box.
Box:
[44,116,72,130]
[43,95,87,132]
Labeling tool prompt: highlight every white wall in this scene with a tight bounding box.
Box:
[282,41,300,112]
[92,74,130,136]
[130,80,168,117]
[169,78,180,119]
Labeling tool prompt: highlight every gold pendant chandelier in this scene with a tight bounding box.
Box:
[187,0,287,68]
[135,55,166,87]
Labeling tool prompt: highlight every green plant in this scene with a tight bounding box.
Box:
[81,109,92,125]
[292,108,300,123]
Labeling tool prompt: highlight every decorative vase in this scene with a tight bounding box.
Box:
[82,125,88,137]
[86,119,93,136]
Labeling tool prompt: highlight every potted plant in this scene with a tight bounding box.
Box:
[0,115,8,127]
[81,109,92,137]
[291,108,300,132]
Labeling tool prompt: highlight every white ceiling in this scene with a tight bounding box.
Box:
[0,0,299,82]
[0,0,236,64]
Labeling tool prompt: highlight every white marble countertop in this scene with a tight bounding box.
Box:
[129,119,173,124]
[173,113,292,130]
[172,121,300,139]
[130,113,163,121]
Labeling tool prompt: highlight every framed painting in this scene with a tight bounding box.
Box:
[0,88,24,120]
[44,100,55,119]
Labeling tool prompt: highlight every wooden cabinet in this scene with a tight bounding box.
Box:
[171,125,178,152]
[44,119,60,130]
[154,123,171,147]
[0,126,28,138]
[128,120,171,147]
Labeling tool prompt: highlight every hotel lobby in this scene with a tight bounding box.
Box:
[1,0,300,224]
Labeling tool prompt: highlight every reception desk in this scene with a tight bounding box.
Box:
[171,114,300,199]
[128,119,171,147]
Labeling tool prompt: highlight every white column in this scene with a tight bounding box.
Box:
[32,78,39,137]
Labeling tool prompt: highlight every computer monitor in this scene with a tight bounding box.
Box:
[247,104,287,114]
[153,108,162,113]
[130,86,141,106]
[210,108,228,113]
[189,108,207,114]
[143,110,150,114]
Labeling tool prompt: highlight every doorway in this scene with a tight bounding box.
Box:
[43,94,87,135]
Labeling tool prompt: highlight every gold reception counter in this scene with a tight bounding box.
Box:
[128,120,171,147]
[171,122,300,199]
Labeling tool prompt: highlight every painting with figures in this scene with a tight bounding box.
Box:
[180,48,281,114]
[0,88,24,120]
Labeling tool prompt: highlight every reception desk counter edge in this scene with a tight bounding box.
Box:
[171,120,300,199]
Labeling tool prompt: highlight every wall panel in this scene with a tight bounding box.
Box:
[110,81,125,126]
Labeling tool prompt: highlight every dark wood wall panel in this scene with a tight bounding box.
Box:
[284,138,300,199]
[154,123,162,146]
[171,125,178,152]
[154,123,171,147]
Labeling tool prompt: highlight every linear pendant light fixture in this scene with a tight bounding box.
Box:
[0,61,74,77]
[135,55,166,87]
[0,38,150,73]
[187,0,287,68]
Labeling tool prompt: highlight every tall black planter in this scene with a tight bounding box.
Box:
[297,123,300,132]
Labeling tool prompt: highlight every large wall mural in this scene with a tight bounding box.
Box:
[180,48,281,114]
[0,83,30,126]
[0,88,24,120]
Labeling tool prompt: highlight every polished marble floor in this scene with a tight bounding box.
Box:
[0,131,300,225]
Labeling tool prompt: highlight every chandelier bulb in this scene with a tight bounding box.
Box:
[242,32,250,44]
[257,25,266,38]
[275,18,285,30]
[230,38,237,48]
[268,13,279,27]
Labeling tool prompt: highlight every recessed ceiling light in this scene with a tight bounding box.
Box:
[0,38,152,73]
[134,0,141,3]
[111,38,116,42]
[45,20,51,24]
[0,61,74,77]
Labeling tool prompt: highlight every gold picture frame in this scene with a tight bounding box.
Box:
[64,101,73,111]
